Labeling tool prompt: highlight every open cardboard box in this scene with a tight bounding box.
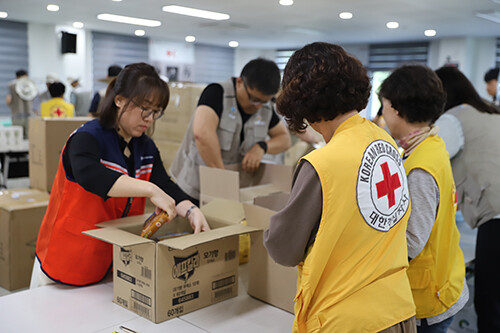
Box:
[199,163,293,206]
[84,199,259,323]
[243,192,298,314]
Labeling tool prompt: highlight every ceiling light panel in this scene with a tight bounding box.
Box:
[47,4,59,12]
[339,12,353,19]
[162,5,229,20]
[97,13,161,27]
[386,21,399,29]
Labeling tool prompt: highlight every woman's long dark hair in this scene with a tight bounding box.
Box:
[98,62,170,129]
[435,66,499,114]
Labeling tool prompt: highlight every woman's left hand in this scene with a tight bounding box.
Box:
[176,200,211,233]
[186,206,211,233]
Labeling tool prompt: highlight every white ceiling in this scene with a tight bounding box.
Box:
[2,0,500,49]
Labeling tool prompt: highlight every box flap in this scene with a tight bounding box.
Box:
[199,166,240,205]
[200,198,245,225]
[239,184,282,203]
[83,227,153,247]
[95,213,151,228]
[243,203,276,230]
[253,192,290,211]
[158,224,259,250]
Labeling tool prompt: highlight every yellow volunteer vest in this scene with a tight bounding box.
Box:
[41,97,75,117]
[404,135,465,318]
[296,115,415,333]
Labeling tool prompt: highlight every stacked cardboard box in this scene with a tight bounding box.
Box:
[152,82,206,172]
[28,117,91,192]
[84,199,258,323]
[0,188,50,290]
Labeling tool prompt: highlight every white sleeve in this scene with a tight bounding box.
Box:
[435,114,464,159]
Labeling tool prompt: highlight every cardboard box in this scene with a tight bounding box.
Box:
[84,199,258,323]
[153,82,206,142]
[243,192,298,314]
[0,188,50,290]
[28,117,91,192]
[199,163,293,206]
[154,139,181,172]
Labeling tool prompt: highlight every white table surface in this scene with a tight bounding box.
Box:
[0,264,295,333]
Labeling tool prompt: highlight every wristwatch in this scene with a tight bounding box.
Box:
[257,141,268,153]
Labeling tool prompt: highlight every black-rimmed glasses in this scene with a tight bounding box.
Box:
[242,80,272,105]
[131,100,165,120]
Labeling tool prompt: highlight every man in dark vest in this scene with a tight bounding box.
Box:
[170,58,291,205]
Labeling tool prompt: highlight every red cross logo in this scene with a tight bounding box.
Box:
[376,162,401,208]
[53,107,64,117]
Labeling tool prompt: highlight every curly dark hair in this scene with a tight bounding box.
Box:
[379,65,446,124]
[276,42,371,133]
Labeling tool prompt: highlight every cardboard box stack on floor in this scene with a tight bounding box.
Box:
[0,188,51,290]
[152,82,206,172]
[84,199,259,323]
[28,117,91,192]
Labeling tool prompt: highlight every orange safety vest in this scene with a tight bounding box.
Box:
[36,119,154,286]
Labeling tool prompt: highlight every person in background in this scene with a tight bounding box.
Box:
[484,67,499,106]
[88,65,122,117]
[40,82,75,117]
[379,65,468,333]
[264,42,416,332]
[32,62,210,288]
[33,72,60,114]
[5,69,37,138]
[435,66,500,332]
[169,58,291,206]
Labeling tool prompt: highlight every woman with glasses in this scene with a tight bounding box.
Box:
[31,62,209,288]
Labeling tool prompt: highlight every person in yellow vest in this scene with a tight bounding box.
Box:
[41,82,75,117]
[264,42,416,332]
[379,65,468,332]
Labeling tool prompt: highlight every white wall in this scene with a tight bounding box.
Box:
[234,48,277,76]
[25,23,497,99]
[428,37,497,100]
[27,23,91,99]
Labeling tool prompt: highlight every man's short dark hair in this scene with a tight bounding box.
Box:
[240,58,280,95]
[15,69,27,78]
[48,82,66,98]
[484,67,500,83]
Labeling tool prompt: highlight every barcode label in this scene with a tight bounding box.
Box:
[132,300,151,318]
[212,275,236,290]
[225,250,236,261]
[213,286,234,301]
[141,266,152,279]
[131,289,152,307]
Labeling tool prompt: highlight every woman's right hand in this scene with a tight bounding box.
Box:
[150,185,177,221]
